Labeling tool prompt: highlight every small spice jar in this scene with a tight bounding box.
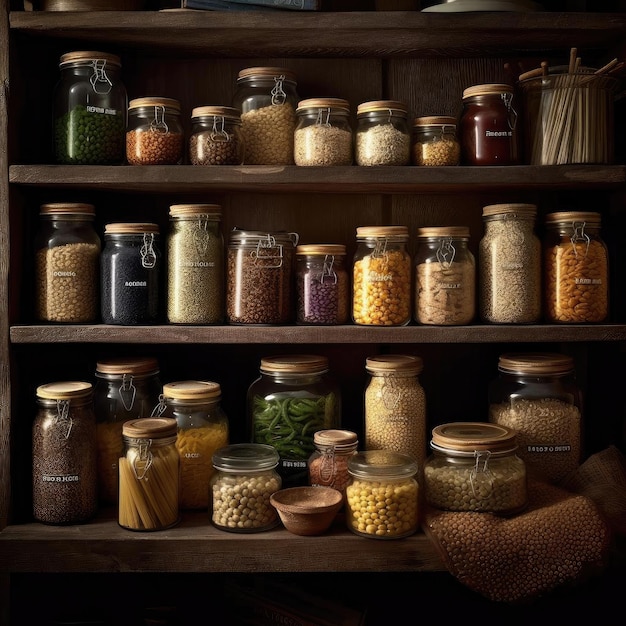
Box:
[488,352,583,483]
[189,106,244,166]
[34,202,101,323]
[412,116,460,166]
[424,422,527,515]
[307,429,358,498]
[226,229,299,325]
[345,450,419,539]
[210,443,282,533]
[100,222,161,325]
[352,225,412,326]
[93,356,162,505]
[294,98,353,166]
[53,51,127,165]
[355,100,411,166]
[153,380,229,511]
[296,244,349,325]
[478,203,541,324]
[232,66,299,165]
[126,97,184,165]
[33,381,98,525]
[247,355,341,487]
[167,204,224,324]
[118,417,180,531]
[414,226,476,325]
[460,83,519,165]
[543,211,609,323]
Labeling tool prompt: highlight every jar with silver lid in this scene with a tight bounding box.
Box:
[189,106,244,166]
[412,116,460,166]
[307,429,358,498]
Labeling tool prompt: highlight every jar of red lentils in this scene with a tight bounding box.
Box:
[189,106,244,166]
[307,429,358,499]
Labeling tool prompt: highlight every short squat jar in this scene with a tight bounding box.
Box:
[189,106,244,166]
[543,211,609,323]
[210,443,282,533]
[355,100,411,166]
[126,97,184,165]
[307,429,358,498]
[424,422,527,515]
[345,450,419,540]
[294,98,353,166]
[35,202,101,323]
[412,116,460,166]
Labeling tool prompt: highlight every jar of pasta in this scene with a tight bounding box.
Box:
[307,429,358,499]
[412,116,460,166]
[189,106,244,166]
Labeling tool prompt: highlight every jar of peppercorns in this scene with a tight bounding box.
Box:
[126,97,184,165]
[53,51,127,165]
[308,429,358,499]
[412,116,460,166]
[189,106,244,166]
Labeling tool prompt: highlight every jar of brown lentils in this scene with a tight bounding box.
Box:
[189,106,244,165]
[412,116,460,166]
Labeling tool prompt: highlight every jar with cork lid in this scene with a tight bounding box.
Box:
[189,106,244,166]
[412,116,460,166]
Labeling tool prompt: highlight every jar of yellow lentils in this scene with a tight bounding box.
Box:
[352,225,412,326]
[345,450,419,539]
[412,116,460,166]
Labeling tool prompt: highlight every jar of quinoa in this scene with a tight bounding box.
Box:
[412,116,460,166]
[307,429,358,499]
[189,106,244,166]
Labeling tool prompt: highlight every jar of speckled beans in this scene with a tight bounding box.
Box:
[189,106,244,166]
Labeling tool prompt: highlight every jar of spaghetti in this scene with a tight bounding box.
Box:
[543,211,609,323]
[352,225,411,326]
[307,429,358,498]
[412,116,460,166]
[118,417,180,531]
[189,106,244,166]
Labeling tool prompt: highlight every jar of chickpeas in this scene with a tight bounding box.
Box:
[412,116,460,166]
[189,106,244,166]
[352,225,412,326]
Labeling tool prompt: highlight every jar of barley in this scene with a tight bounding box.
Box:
[488,352,583,483]
[35,203,101,323]
[189,106,244,165]
[412,116,460,166]
[543,211,609,323]
[232,67,298,165]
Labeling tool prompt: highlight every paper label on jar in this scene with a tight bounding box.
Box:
[42,474,80,483]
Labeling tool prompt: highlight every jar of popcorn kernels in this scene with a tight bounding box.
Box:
[412,116,460,166]
[189,106,244,165]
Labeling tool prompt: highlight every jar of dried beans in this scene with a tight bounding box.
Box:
[352,225,412,326]
[226,229,298,324]
[294,98,353,166]
[33,381,98,524]
[355,100,410,166]
[167,204,224,324]
[543,211,609,323]
[478,203,541,324]
[412,116,460,166]
[307,429,358,499]
[126,97,184,165]
[189,106,244,166]
[232,66,298,165]
[414,226,475,325]
[488,352,583,483]
[35,202,101,323]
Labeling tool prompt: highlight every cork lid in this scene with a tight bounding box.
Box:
[366,354,423,375]
[36,381,93,400]
[129,97,181,112]
[122,417,177,439]
[260,355,329,375]
[497,352,575,376]
[191,106,241,122]
[40,203,95,217]
[104,223,160,235]
[356,225,409,240]
[296,98,350,113]
[169,204,222,219]
[162,380,221,401]
[313,429,358,451]
[60,51,121,67]
[296,244,346,256]
[96,357,160,377]
[357,100,408,116]
[413,115,457,127]
[431,422,517,454]
[462,83,514,99]
[545,211,601,227]
[417,226,470,239]
[237,67,297,82]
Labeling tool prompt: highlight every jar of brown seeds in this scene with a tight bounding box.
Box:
[189,106,244,165]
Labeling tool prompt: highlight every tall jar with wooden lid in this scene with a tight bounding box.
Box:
[189,106,244,166]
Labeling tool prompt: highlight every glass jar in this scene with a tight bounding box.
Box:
[248,354,341,487]
[126,97,184,165]
[355,100,410,166]
[167,204,224,324]
[295,244,349,325]
[345,450,419,539]
[226,229,299,324]
[424,422,527,515]
[33,381,98,525]
[34,202,101,323]
[488,352,583,483]
[478,203,541,324]
[414,226,476,325]
[543,211,609,323]
[93,357,162,505]
[154,380,229,511]
[352,225,412,326]
[412,115,460,166]
[459,83,519,166]
[210,443,282,533]
[307,429,358,498]
[53,51,127,165]
[118,417,180,531]
[100,222,161,325]
[189,106,244,166]
[294,98,353,166]
[232,66,298,165]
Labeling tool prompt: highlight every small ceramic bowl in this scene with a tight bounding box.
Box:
[270,486,343,536]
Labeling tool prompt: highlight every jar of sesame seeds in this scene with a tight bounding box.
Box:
[189,106,244,165]
[412,116,460,166]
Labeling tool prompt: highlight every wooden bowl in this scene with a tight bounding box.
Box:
[270,486,342,536]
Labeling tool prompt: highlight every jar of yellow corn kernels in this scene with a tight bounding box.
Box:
[412,116,460,166]
[346,450,419,539]
[352,225,412,326]
[153,380,229,510]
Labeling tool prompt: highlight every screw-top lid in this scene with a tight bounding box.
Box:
[413,115,457,127]
[162,380,221,401]
[356,225,409,240]
[497,352,575,375]
[545,211,602,227]
[129,97,181,112]
[36,381,93,400]
[296,244,346,256]
[260,354,329,375]
[104,223,160,235]
[169,204,222,219]
[40,203,95,217]
[96,357,160,377]
[237,66,297,83]
[462,83,514,99]
[191,105,242,122]
[348,450,418,479]
[357,100,408,116]
[366,354,423,375]
[314,429,358,451]
[296,98,350,114]
[482,203,536,218]
[431,422,517,454]
[60,51,121,67]
[417,226,470,239]
[212,443,280,472]
[122,417,177,439]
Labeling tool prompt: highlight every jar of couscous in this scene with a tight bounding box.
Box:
[189,106,244,166]
[412,116,460,166]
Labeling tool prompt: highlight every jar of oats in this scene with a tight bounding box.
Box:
[189,106,244,165]
[543,211,609,323]
[412,116,460,166]
[294,98,353,166]
[233,67,298,165]
[35,202,101,323]
[415,226,475,325]
[488,352,583,483]
[355,100,410,166]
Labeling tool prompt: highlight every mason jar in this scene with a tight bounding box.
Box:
[307,429,358,498]
[34,202,101,323]
[412,115,460,166]
[189,106,244,166]
[53,51,127,165]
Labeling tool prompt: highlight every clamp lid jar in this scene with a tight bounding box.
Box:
[189,106,244,166]
[308,429,358,497]
[412,115,460,166]
[356,100,410,166]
